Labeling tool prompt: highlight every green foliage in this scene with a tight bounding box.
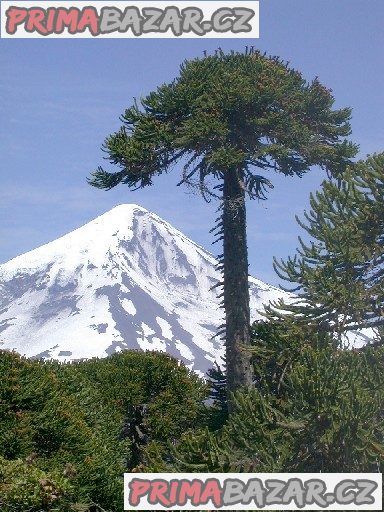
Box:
[168,321,384,476]
[0,349,207,511]
[284,346,384,472]
[206,362,229,430]
[0,350,126,510]
[71,350,207,445]
[270,153,384,334]
[89,49,357,198]
[250,318,333,395]
[1,330,383,510]
[0,456,74,512]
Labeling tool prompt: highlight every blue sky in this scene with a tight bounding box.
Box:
[1,0,383,285]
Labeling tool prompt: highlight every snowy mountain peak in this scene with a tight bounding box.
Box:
[0,204,371,375]
[1,204,146,274]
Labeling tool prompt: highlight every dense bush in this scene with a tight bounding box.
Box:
[0,349,207,511]
[1,325,383,511]
[0,455,74,511]
[167,321,384,476]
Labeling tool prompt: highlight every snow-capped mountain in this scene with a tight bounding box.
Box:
[0,204,373,376]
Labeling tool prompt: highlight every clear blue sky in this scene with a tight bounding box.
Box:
[1,0,383,285]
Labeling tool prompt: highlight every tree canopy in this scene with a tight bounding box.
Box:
[270,153,384,335]
[89,49,357,197]
[165,321,384,474]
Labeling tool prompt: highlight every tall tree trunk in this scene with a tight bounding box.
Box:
[222,167,253,408]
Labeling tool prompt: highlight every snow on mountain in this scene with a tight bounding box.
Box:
[0,204,373,376]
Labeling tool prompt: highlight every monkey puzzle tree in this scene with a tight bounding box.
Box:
[269,153,384,336]
[88,49,357,400]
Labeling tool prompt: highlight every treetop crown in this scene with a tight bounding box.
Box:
[89,48,358,200]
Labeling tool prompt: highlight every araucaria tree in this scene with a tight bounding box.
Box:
[88,49,357,399]
[270,153,384,336]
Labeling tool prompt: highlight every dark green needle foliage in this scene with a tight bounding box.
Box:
[268,153,384,335]
[166,321,384,479]
[0,349,207,511]
[89,49,356,192]
[89,48,357,399]
[1,333,383,510]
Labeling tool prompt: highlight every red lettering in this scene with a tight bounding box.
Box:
[148,481,171,507]
[25,8,47,35]
[129,479,150,507]
[178,480,202,506]
[200,479,222,508]
[6,7,27,35]
[77,7,99,36]
[45,8,56,34]
[169,480,179,505]
[56,8,79,34]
